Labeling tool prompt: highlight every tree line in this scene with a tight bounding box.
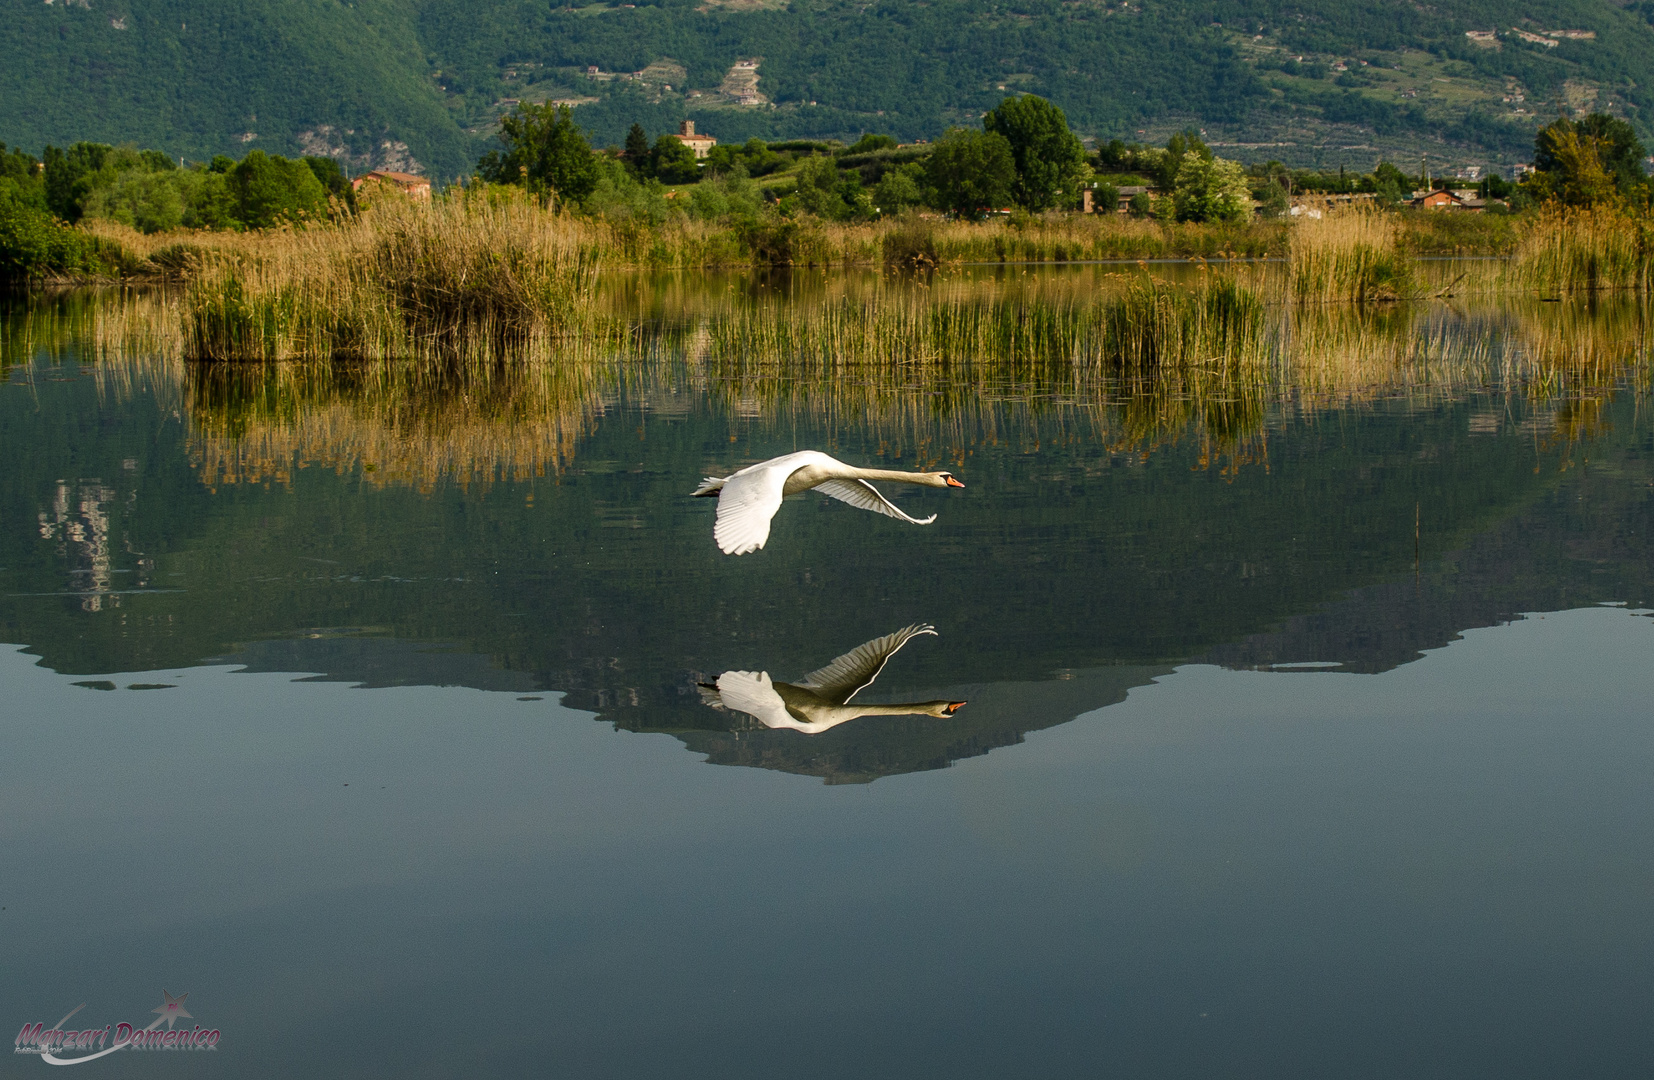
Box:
[474,93,1263,224]
[5,100,1648,282]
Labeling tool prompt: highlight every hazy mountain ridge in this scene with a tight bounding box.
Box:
[4,0,1653,178]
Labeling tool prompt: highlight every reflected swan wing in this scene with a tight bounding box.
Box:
[796,624,938,705]
[814,479,937,526]
[713,670,795,729]
[713,467,788,555]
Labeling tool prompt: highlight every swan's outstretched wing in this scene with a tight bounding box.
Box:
[814,479,937,526]
[712,670,796,729]
[713,467,789,555]
[796,624,938,705]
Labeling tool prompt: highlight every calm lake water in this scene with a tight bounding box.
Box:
[2,278,1653,1078]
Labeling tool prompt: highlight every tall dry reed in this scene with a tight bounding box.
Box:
[1513,205,1654,294]
[183,189,606,362]
[1290,211,1414,304]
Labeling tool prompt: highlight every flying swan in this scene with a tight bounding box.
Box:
[692,450,964,555]
[700,624,966,734]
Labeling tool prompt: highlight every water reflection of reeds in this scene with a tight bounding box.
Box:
[6,275,1649,493]
[184,341,661,492]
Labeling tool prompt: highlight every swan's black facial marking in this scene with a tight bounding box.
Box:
[941,472,965,488]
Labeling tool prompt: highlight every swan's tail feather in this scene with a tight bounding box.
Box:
[692,476,726,498]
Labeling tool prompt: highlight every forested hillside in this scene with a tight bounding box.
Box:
[0,0,471,176]
[5,0,1654,179]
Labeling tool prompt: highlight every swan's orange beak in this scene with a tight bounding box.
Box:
[945,476,965,488]
[944,701,967,714]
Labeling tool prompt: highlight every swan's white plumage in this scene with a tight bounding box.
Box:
[713,670,792,729]
[814,479,937,525]
[796,623,937,703]
[698,450,945,555]
[710,459,792,556]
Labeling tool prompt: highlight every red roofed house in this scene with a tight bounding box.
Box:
[351,170,432,199]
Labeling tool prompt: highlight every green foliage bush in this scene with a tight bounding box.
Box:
[585,157,675,225]
[791,155,872,221]
[0,190,122,283]
[651,136,700,186]
[686,170,764,224]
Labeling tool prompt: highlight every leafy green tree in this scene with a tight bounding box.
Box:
[229,150,329,229]
[0,144,47,213]
[1254,178,1288,219]
[794,154,871,220]
[1155,129,1209,191]
[1173,154,1251,222]
[137,149,177,173]
[1526,114,1648,206]
[873,164,924,211]
[477,102,599,205]
[83,171,187,232]
[704,144,739,174]
[43,142,113,222]
[925,129,1016,217]
[982,95,1087,211]
[181,170,240,230]
[651,135,700,185]
[623,123,652,177]
[304,156,357,213]
[1373,161,1408,207]
[738,138,783,177]
[1090,181,1119,216]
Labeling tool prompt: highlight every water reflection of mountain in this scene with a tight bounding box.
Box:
[150,401,1654,784]
[3,288,1652,783]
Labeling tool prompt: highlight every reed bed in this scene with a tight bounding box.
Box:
[698,269,1268,376]
[927,215,1286,264]
[181,189,608,362]
[1289,211,1414,304]
[10,268,1651,496]
[1512,205,1654,295]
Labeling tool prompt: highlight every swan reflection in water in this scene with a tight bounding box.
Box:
[701,624,966,734]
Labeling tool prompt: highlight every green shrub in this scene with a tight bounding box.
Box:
[0,193,127,282]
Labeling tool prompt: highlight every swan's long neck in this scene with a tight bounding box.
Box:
[784,703,937,734]
[848,467,936,485]
[850,702,946,717]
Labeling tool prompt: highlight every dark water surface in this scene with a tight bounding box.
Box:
[2,288,1653,1078]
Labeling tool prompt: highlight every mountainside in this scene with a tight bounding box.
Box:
[0,0,470,176]
[5,0,1654,179]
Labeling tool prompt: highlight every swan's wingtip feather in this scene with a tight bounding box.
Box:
[716,532,767,555]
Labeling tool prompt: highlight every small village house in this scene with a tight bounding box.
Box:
[1410,188,1489,211]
